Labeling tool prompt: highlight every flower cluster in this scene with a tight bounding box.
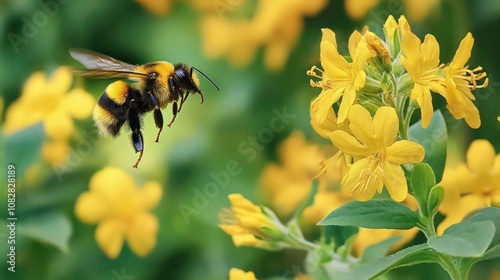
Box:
[4,67,95,164]
[201,0,327,70]
[438,139,500,234]
[74,167,162,259]
[307,15,488,202]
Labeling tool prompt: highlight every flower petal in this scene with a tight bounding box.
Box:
[44,110,74,140]
[62,88,95,119]
[331,130,370,157]
[386,140,425,164]
[74,191,110,224]
[346,104,374,146]
[373,106,398,147]
[126,212,159,257]
[139,182,163,209]
[451,33,473,69]
[381,162,408,202]
[466,139,496,176]
[95,219,126,259]
[341,158,379,201]
[410,84,433,128]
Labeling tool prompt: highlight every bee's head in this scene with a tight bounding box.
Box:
[173,63,219,94]
[173,64,200,93]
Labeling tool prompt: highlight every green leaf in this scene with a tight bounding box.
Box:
[466,207,500,247]
[360,236,403,263]
[18,210,72,253]
[4,123,45,178]
[482,244,500,261]
[428,220,494,257]
[342,244,436,280]
[323,225,358,247]
[410,163,436,216]
[409,110,447,182]
[337,233,358,260]
[318,200,418,230]
[427,186,444,217]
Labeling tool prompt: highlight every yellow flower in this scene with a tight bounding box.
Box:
[437,140,500,235]
[219,194,286,250]
[331,105,425,202]
[403,0,440,22]
[202,0,326,70]
[74,167,162,258]
[344,0,379,21]
[229,268,257,280]
[308,28,374,125]
[134,0,174,15]
[400,31,446,128]
[442,33,488,129]
[260,131,328,216]
[4,67,95,163]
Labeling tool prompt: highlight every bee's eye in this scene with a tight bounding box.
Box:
[148,72,158,80]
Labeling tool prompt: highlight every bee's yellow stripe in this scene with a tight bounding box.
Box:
[105,81,129,105]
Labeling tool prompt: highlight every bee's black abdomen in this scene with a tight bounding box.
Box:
[93,81,132,137]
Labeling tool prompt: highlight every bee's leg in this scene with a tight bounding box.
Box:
[167,102,178,127]
[153,109,163,142]
[148,91,160,110]
[177,91,190,113]
[128,108,144,168]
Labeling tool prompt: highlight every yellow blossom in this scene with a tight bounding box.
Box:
[229,268,257,280]
[437,140,500,234]
[344,0,379,21]
[134,0,174,15]
[202,0,326,70]
[331,105,424,202]
[308,28,374,125]
[219,194,285,250]
[442,33,488,129]
[400,31,446,128]
[74,167,162,258]
[403,0,440,22]
[260,131,328,216]
[4,67,95,163]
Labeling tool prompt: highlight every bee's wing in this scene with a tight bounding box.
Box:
[69,48,148,79]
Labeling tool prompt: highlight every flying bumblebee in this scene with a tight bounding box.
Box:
[69,48,219,168]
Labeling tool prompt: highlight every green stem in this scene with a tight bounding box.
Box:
[437,255,468,280]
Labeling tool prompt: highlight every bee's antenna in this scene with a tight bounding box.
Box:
[191,67,220,91]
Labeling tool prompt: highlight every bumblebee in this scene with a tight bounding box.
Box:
[69,48,219,168]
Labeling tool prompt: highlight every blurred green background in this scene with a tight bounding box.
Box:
[1,0,499,279]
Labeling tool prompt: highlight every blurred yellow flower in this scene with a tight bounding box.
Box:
[4,67,95,163]
[219,193,286,250]
[442,33,488,129]
[134,0,174,15]
[400,31,446,128]
[331,105,424,202]
[260,131,329,216]
[74,167,162,259]
[229,268,257,280]
[308,28,373,125]
[437,140,500,235]
[345,0,439,22]
[345,0,379,21]
[202,0,327,70]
